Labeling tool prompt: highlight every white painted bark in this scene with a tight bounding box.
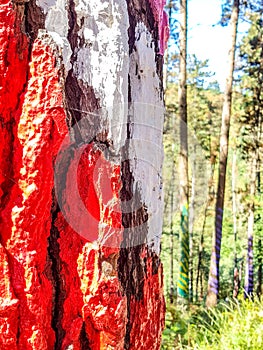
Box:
[34,0,165,252]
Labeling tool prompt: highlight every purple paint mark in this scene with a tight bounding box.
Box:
[216,236,221,246]
[211,265,217,277]
[208,207,224,296]
[245,235,254,298]
[210,279,218,288]
[209,287,218,295]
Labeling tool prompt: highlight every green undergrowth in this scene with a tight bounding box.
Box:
[162,296,263,349]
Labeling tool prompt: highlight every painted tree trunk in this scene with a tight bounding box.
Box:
[257,239,262,298]
[195,147,216,302]
[0,1,168,349]
[206,0,239,308]
[188,143,196,302]
[244,213,254,298]
[177,0,189,301]
[232,149,240,298]
[169,185,175,304]
[244,153,257,298]
[257,162,262,298]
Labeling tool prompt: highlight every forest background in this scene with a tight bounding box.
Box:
[161,0,263,348]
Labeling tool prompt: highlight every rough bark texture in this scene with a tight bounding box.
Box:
[0,1,168,349]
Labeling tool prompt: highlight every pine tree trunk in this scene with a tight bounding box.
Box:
[0,1,168,349]
[196,151,216,302]
[257,239,262,299]
[189,144,196,302]
[169,189,175,304]
[206,0,239,308]
[257,172,262,299]
[244,153,257,298]
[232,149,240,298]
[177,0,189,302]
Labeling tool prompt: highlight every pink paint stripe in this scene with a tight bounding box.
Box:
[148,0,169,55]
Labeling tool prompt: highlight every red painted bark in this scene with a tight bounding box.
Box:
[57,144,126,349]
[0,14,68,347]
[0,1,166,349]
[0,5,28,347]
[129,250,165,349]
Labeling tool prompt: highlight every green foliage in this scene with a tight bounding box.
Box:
[162,298,263,349]
[220,0,263,28]
[237,12,263,157]
[191,298,263,349]
[161,303,194,349]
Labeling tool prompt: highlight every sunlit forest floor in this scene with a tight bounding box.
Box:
[161,296,263,349]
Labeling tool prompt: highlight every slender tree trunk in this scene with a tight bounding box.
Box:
[200,270,204,301]
[0,1,167,349]
[196,155,216,301]
[240,256,244,291]
[196,229,204,302]
[244,153,257,298]
[257,170,262,299]
[244,209,254,299]
[189,144,196,302]
[257,239,262,299]
[163,0,174,91]
[169,188,175,303]
[177,0,189,302]
[232,149,240,298]
[244,76,262,299]
[206,0,240,308]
